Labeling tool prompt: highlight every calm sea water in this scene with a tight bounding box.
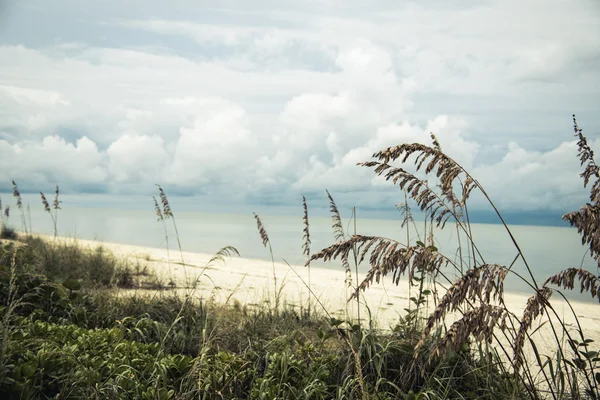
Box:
[1,193,597,301]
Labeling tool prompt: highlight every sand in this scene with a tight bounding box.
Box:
[37,235,600,362]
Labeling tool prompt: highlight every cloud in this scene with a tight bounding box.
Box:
[0,136,106,191]
[0,0,598,217]
[473,140,591,211]
[107,134,168,184]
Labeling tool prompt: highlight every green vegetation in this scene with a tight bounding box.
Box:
[0,116,598,399]
[0,238,517,399]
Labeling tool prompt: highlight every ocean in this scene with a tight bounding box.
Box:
[1,192,597,301]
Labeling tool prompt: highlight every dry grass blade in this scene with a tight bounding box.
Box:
[153,196,164,222]
[427,304,508,363]
[417,264,509,350]
[253,213,270,248]
[513,287,553,372]
[302,196,311,257]
[40,192,51,213]
[207,246,240,267]
[544,268,600,302]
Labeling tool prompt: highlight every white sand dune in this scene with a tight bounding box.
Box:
[40,235,600,363]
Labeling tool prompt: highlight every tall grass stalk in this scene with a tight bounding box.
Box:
[53,186,61,238]
[309,116,600,399]
[11,181,27,235]
[26,203,31,236]
[302,196,311,316]
[350,206,361,326]
[253,212,279,314]
[40,192,57,238]
[156,185,188,288]
[325,190,358,325]
[153,196,173,285]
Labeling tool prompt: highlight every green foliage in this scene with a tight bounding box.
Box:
[1,319,193,399]
[0,236,133,288]
[0,254,522,399]
[0,225,17,240]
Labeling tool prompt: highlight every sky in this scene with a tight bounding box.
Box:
[0,0,599,224]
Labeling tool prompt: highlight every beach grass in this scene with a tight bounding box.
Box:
[0,116,599,399]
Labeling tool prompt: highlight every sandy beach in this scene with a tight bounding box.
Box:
[40,235,600,361]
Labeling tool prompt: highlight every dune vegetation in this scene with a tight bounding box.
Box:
[0,116,599,399]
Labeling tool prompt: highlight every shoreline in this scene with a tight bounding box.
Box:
[34,234,600,319]
[22,233,600,365]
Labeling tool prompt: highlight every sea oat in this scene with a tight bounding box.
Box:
[417,264,510,351]
[309,235,451,300]
[302,196,311,257]
[153,196,164,222]
[430,132,442,152]
[562,116,600,261]
[427,304,507,363]
[326,190,345,242]
[207,246,240,268]
[53,185,61,210]
[11,181,22,209]
[253,213,270,248]
[325,190,352,287]
[513,287,553,372]
[40,192,51,213]
[359,162,457,228]
[253,212,279,313]
[544,268,600,302]
[156,184,173,218]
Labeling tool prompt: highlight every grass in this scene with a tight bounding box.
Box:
[0,116,598,399]
[0,238,516,399]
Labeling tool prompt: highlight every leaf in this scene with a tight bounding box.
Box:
[416,241,425,247]
[580,350,598,359]
[20,360,37,378]
[329,318,343,327]
[568,338,580,350]
[62,278,81,291]
[572,358,586,370]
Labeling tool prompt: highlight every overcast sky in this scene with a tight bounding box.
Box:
[0,0,599,220]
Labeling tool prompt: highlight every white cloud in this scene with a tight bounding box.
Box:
[107,134,168,183]
[0,0,598,216]
[0,136,106,189]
